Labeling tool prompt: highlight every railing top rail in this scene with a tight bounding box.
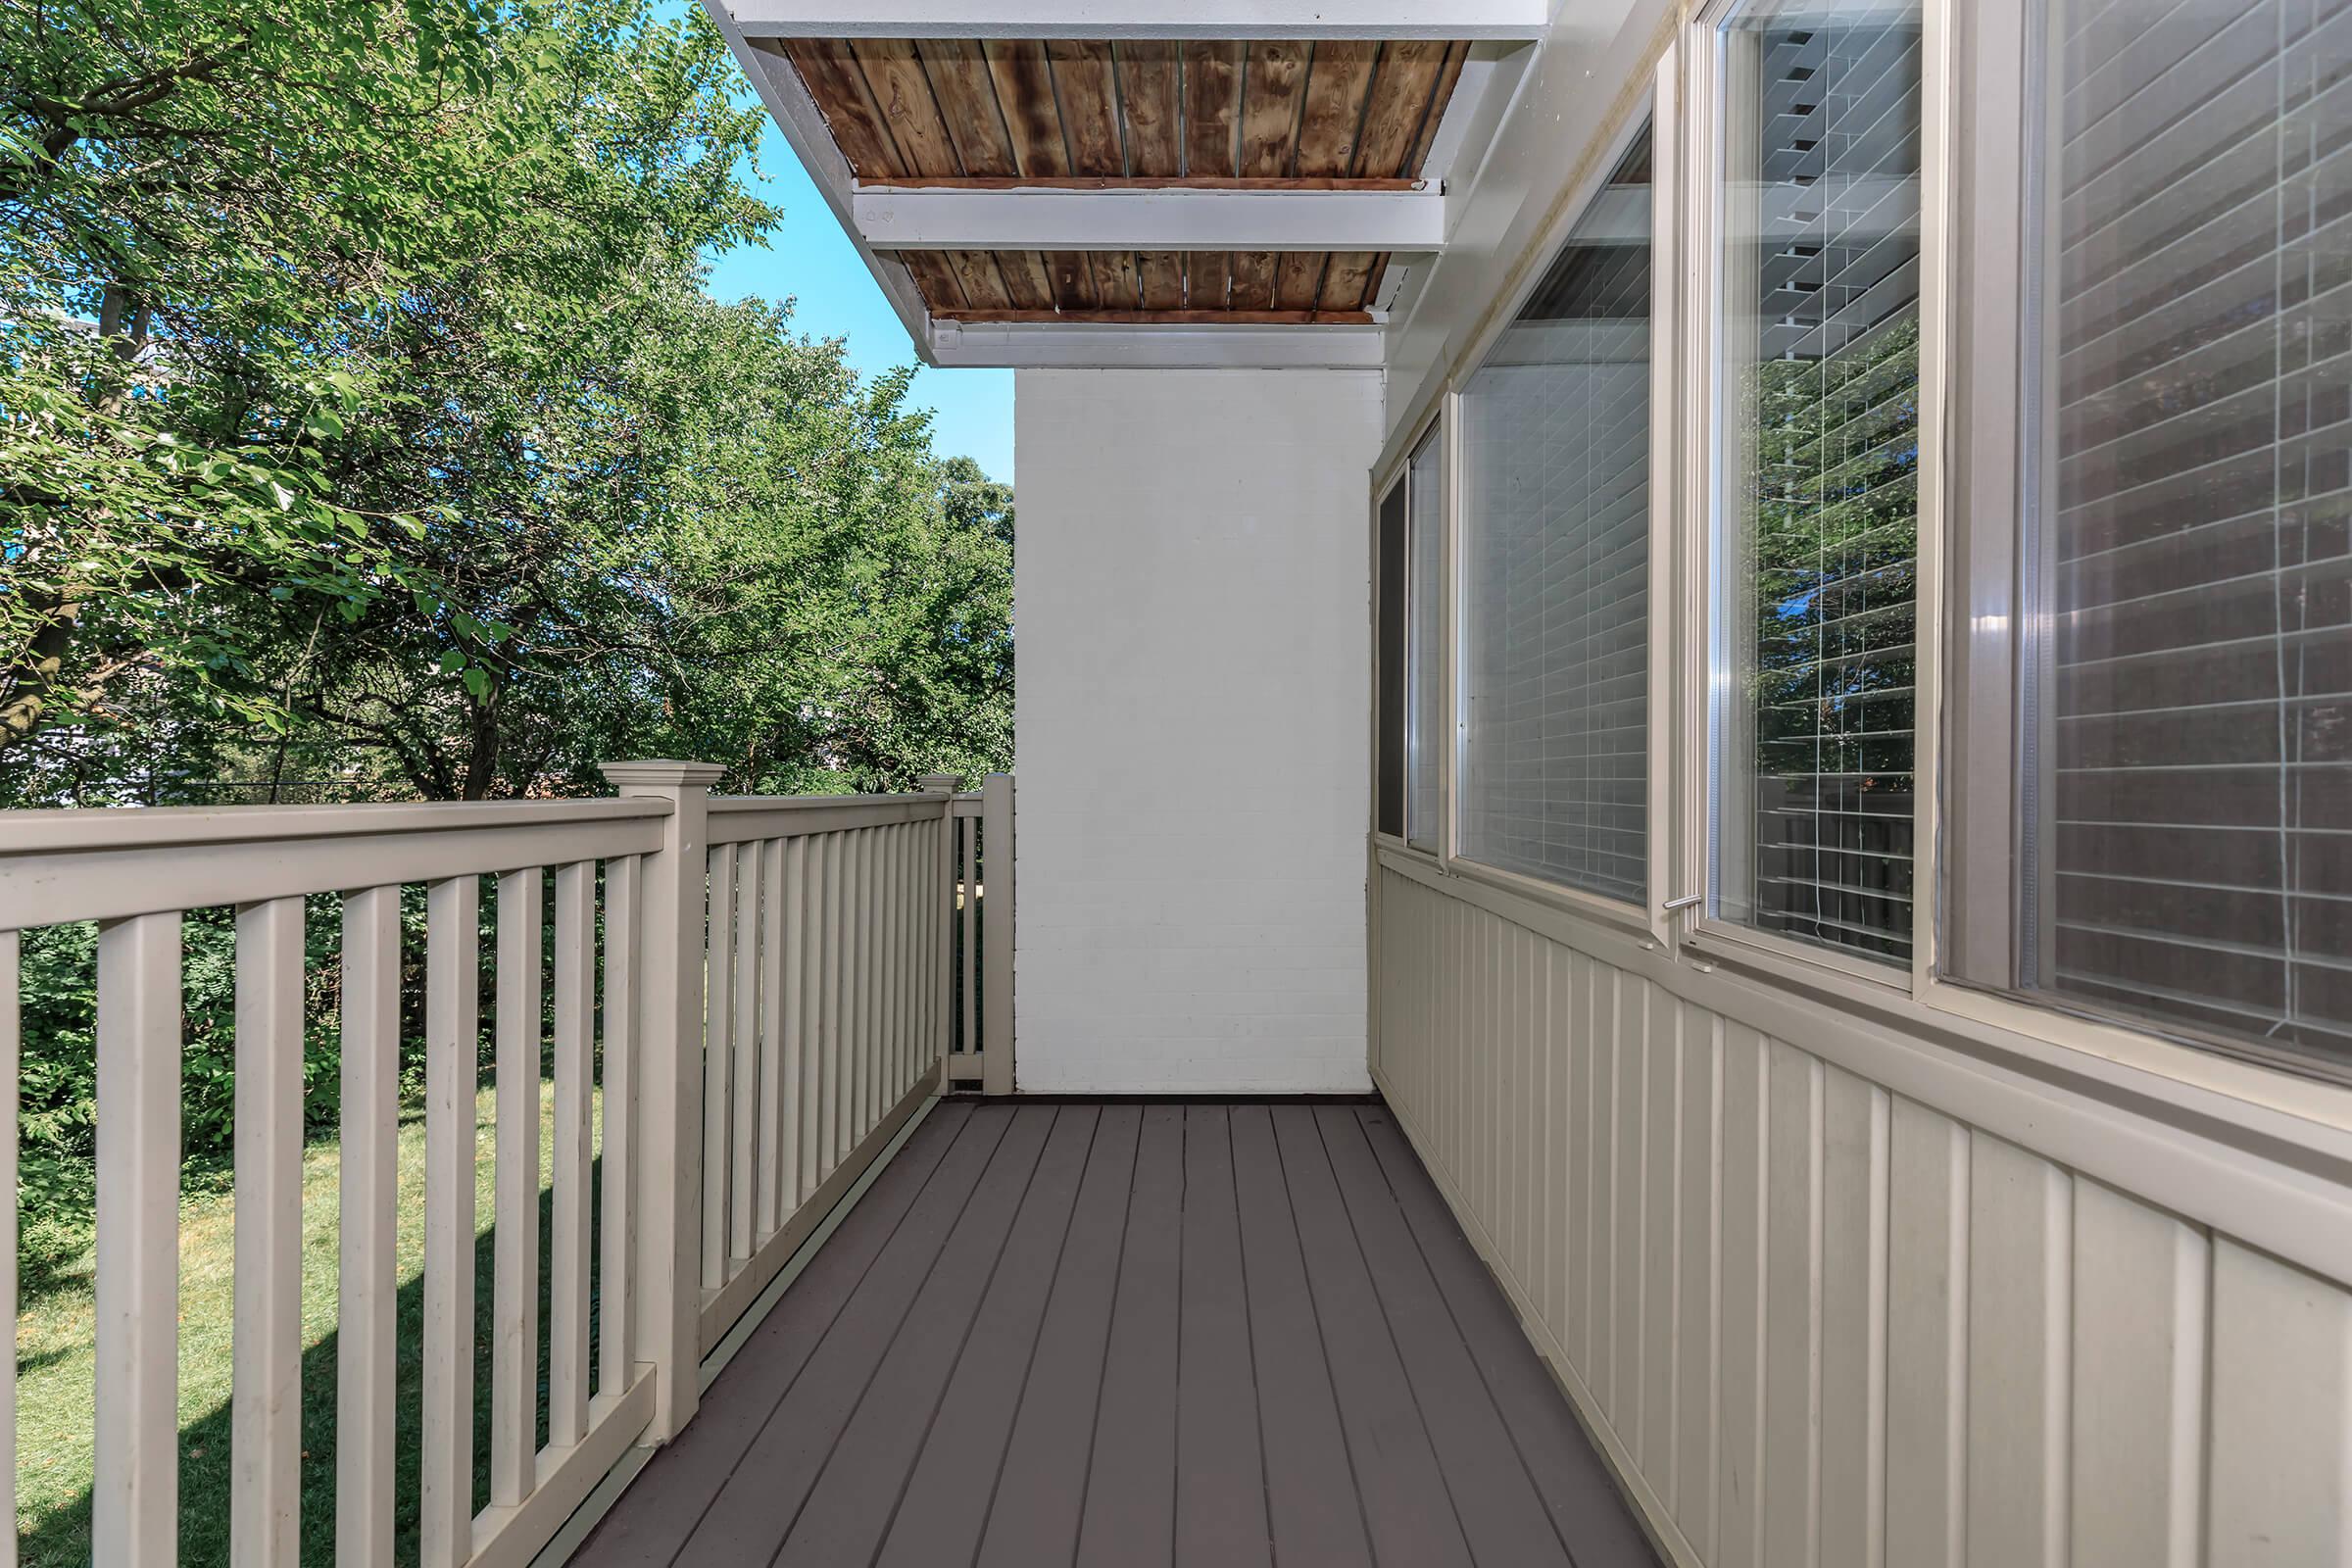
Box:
[0,796,674,858]
[705,791,939,814]
[705,792,952,846]
[0,797,676,928]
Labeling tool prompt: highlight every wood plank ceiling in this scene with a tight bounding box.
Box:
[753,37,1471,324]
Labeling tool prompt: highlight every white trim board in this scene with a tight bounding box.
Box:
[929,319,1388,369]
[854,184,1446,254]
[698,0,939,362]
[717,0,1551,39]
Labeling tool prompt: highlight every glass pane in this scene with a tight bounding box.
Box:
[1713,0,1925,961]
[1457,126,1654,901]
[1377,477,1408,839]
[2021,0,2352,1063]
[1406,428,1446,851]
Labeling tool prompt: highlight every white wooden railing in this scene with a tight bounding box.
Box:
[0,763,1014,1568]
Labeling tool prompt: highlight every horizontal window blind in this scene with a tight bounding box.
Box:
[1457,128,1654,902]
[1406,428,1446,852]
[2034,0,2352,1062]
[1718,0,1925,962]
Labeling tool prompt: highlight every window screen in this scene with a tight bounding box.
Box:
[2010,0,2352,1062]
[1406,428,1446,851]
[1457,126,1654,902]
[1712,0,1924,962]
[1377,477,1407,839]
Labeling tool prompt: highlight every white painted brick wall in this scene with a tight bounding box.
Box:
[1013,368,1383,1093]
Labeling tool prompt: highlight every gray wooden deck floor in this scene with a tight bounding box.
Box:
[573,1099,1660,1568]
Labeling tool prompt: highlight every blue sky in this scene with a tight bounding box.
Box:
[703,118,1016,483]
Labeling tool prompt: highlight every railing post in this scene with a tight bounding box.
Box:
[602,760,724,1443]
[981,774,1015,1096]
[918,776,957,1092]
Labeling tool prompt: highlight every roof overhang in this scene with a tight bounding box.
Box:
[699,1,1537,368]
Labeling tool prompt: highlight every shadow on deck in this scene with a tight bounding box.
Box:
[574,1098,1660,1567]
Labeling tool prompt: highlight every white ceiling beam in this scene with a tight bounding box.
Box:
[928,319,1389,369]
[719,0,1549,40]
[853,184,1446,253]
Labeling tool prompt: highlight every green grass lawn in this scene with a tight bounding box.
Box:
[17,1076,604,1566]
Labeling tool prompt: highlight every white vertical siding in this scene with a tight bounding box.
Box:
[1372,863,2352,1568]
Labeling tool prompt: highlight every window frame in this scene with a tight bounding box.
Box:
[1416,80,1681,950]
[1447,98,1679,939]
[1680,0,1955,996]
[1379,402,1450,858]
[1933,0,2352,1089]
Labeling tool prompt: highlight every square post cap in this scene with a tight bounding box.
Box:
[602,760,728,791]
[917,773,961,794]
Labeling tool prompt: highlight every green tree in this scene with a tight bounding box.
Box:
[0,0,520,766]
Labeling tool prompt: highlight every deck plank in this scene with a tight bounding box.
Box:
[1074,1102,1184,1568]
[1313,1103,1578,1567]
[569,1100,973,1567]
[867,1104,1101,1567]
[1271,1104,1476,1568]
[973,1103,1143,1568]
[577,1097,1660,1568]
[1356,1103,1664,1567]
[771,1104,1068,1565]
[1174,1105,1274,1567]
[1229,1104,1374,1566]
[668,1103,1024,1566]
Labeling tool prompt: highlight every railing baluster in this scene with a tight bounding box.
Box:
[886,823,904,1100]
[800,835,823,1196]
[848,829,868,1143]
[93,909,180,1567]
[702,846,735,1290]
[0,930,17,1568]
[421,875,478,1568]
[868,827,885,1125]
[897,822,914,1096]
[819,831,843,1176]
[339,887,400,1567]
[730,841,761,1263]
[903,821,920,1093]
[932,815,947,1084]
[491,868,545,1506]
[873,827,891,1118]
[551,859,596,1446]
[905,822,921,1097]
[960,813,979,1059]
[869,827,887,1122]
[599,855,639,1400]
[758,839,788,1237]
[232,896,305,1565]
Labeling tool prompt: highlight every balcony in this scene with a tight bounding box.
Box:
[0,767,1654,1568]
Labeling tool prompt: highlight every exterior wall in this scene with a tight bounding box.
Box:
[1014,368,1383,1093]
[1372,854,2352,1568]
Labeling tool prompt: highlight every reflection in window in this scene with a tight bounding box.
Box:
[1713,0,1924,961]
[1457,127,1653,902]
